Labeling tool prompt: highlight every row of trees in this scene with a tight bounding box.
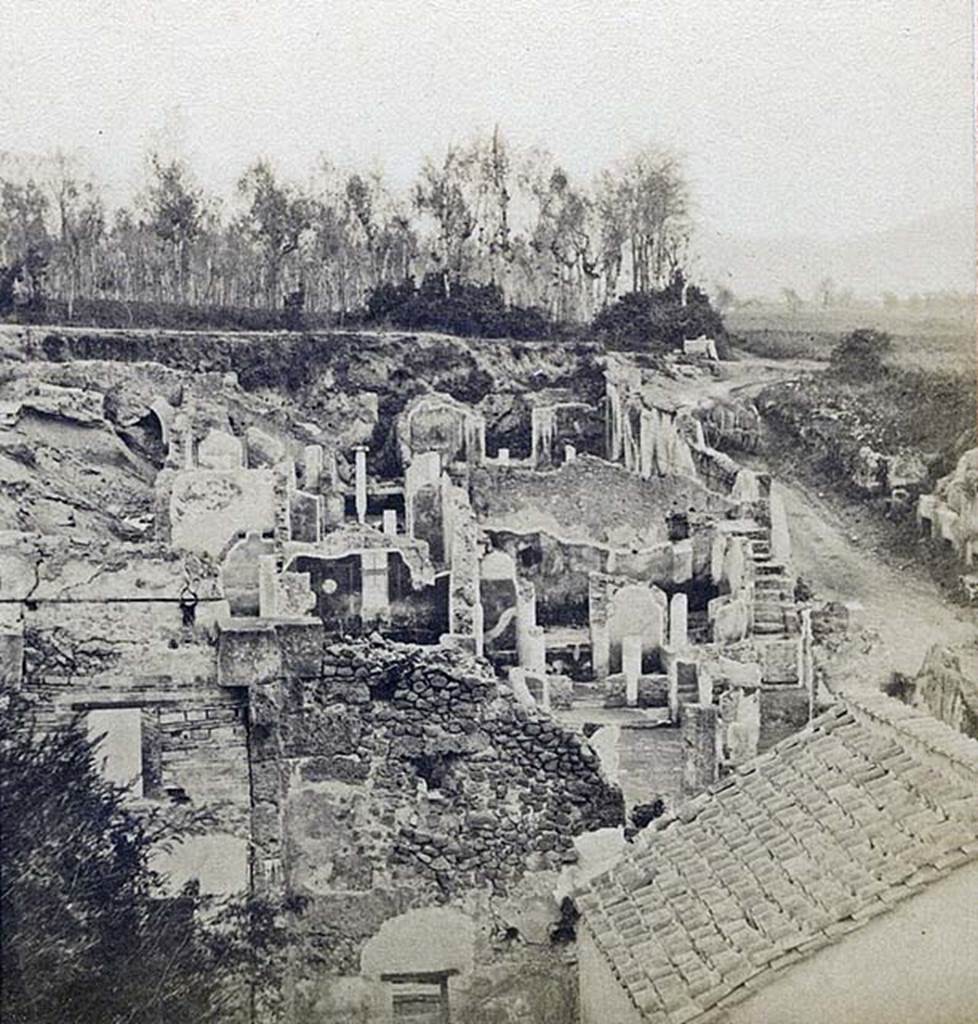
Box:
[0,132,693,323]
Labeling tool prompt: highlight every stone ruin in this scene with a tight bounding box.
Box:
[917,448,978,565]
[0,338,820,1021]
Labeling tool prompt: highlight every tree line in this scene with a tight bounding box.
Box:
[0,130,695,327]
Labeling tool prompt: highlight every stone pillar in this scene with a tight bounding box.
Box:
[681,703,719,796]
[564,443,577,463]
[622,634,642,707]
[303,444,323,491]
[382,509,398,536]
[667,657,679,722]
[591,619,610,681]
[472,601,484,659]
[353,446,368,525]
[669,592,688,649]
[258,556,279,617]
[516,583,537,665]
[523,625,546,676]
[710,534,726,585]
[497,447,510,465]
[324,448,339,489]
[360,549,389,617]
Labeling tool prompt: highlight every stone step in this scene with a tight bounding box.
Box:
[754,622,788,635]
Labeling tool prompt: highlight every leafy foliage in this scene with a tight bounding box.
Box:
[0,133,700,328]
[829,327,893,379]
[591,273,727,352]
[364,273,552,339]
[0,692,295,1024]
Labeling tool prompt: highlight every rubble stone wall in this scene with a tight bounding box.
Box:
[228,628,623,985]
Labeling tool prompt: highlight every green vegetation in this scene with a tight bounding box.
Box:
[0,692,292,1024]
[829,328,893,379]
[728,302,975,371]
[0,136,696,337]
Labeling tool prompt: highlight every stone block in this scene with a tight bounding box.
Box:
[198,429,244,471]
[218,625,282,687]
[246,426,287,468]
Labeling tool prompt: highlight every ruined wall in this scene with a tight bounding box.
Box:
[918,448,978,564]
[905,645,978,740]
[2,535,250,893]
[217,626,623,1017]
[472,456,732,546]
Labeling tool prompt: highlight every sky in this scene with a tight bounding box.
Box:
[2,0,975,291]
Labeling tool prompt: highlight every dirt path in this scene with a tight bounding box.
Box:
[775,475,976,693]
[710,351,976,694]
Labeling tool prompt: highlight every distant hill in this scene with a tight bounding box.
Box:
[694,206,976,301]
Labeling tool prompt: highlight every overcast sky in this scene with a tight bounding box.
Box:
[3,0,975,249]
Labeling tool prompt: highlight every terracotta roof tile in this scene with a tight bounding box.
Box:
[578,693,978,1023]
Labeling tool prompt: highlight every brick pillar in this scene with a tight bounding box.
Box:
[681,703,719,796]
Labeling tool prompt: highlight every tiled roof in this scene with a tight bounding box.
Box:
[575,692,978,1024]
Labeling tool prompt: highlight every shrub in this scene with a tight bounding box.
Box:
[0,691,295,1023]
[590,275,727,353]
[362,274,553,340]
[829,328,892,379]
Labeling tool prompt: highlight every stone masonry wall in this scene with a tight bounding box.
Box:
[226,627,624,977]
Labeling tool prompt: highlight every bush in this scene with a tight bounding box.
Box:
[829,328,892,379]
[0,691,295,1023]
[3,295,342,333]
[590,275,728,353]
[363,273,553,340]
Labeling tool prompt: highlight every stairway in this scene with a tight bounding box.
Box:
[749,536,795,639]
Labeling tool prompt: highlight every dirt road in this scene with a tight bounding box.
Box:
[713,351,976,694]
[776,475,976,694]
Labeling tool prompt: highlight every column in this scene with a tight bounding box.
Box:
[523,626,546,676]
[324,448,339,489]
[515,582,537,664]
[382,509,398,536]
[303,444,323,491]
[564,443,577,463]
[622,634,642,707]
[472,601,484,659]
[591,619,610,680]
[360,549,389,616]
[353,446,368,525]
[669,592,688,649]
[497,447,510,465]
